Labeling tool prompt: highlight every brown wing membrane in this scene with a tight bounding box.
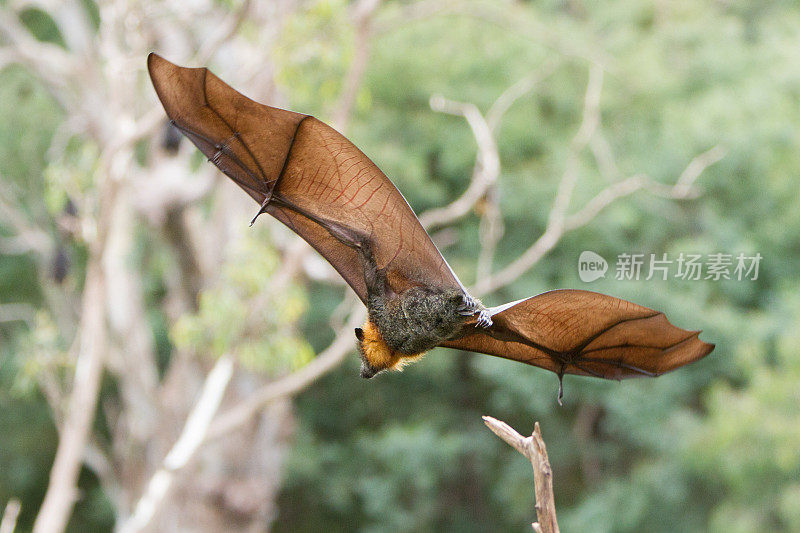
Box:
[147,53,463,303]
[441,289,714,380]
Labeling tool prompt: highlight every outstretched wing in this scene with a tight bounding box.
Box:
[147,53,464,303]
[441,289,714,380]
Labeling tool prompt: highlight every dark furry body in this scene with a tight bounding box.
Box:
[368,286,468,354]
[264,202,484,375]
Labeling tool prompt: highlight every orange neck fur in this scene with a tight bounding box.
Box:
[359,319,425,372]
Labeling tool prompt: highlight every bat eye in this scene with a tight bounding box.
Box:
[354,328,364,341]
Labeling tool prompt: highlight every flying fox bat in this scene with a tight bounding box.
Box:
[147,53,714,402]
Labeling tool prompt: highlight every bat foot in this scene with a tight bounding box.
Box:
[457,294,480,313]
[474,310,493,328]
[458,294,493,327]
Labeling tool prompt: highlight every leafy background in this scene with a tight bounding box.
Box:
[1,0,798,531]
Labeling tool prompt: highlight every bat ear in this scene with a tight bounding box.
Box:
[354,328,364,341]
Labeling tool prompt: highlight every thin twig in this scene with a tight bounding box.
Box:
[487,58,560,133]
[483,417,559,533]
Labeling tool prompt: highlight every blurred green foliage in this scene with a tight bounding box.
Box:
[272,1,800,532]
[0,64,111,532]
[2,0,799,531]
[172,231,314,374]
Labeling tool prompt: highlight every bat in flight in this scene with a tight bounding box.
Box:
[147,53,714,403]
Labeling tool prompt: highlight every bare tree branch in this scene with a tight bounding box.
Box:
[471,66,723,296]
[421,61,559,280]
[330,0,382,132]
[32,122,131,532]
[674,144,727,195]
[420,58,560,234]
[420,95,500,230]
[420,62,720,301]
[119,356,235,533]
[483,417,559,533]
[206,305,366,441]
[0,8,75,107]
[0,498,21,533]
[0,181,51,257]
[194,0,253,65]
[103,193,160,444]
[472,65,603,295]
[8,0,314,530]
[486,58,560,133]
[568,145,726,230]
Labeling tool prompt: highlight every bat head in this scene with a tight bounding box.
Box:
[355,321,425,378]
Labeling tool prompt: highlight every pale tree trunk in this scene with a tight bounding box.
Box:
[140,183,299,533]
[157,394,293,532]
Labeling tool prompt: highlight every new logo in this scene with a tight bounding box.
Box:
[578,251,608,282]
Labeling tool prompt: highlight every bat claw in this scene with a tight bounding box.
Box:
[250,193,272,226]
[474,310,493,328]
[458,294,481,313]
[459,294,492,327]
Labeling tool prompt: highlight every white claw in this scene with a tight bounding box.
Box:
[474,310,493,328]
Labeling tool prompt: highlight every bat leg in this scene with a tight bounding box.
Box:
[556,364,565,406]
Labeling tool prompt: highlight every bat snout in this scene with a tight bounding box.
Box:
[360,362,379,379]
